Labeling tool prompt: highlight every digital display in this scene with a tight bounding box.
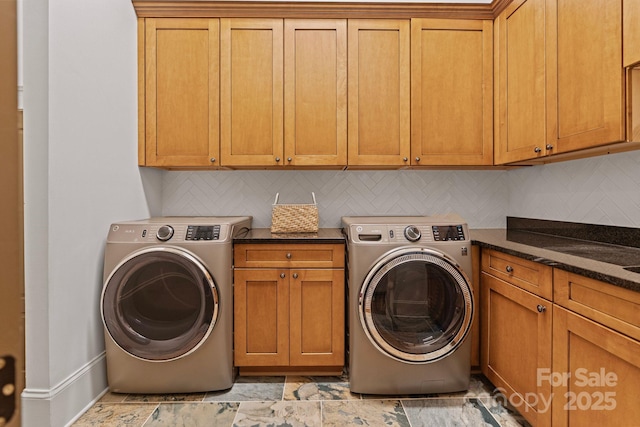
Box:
[185,225,221,241]
[432,225,465,241]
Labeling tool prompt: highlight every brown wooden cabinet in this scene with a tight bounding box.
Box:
[139,18,220,168]
[220,18,284,167]
[219,18,348,168]
[233,243,345,375]
[552,306,640,427]
[347,19,411,168]
[494,0,548,164]
[481,249,553,427]
[624,0,640,67]
[495,0,625,164]
[411,18,493,166]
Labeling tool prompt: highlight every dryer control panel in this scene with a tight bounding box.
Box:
[350,223,467,243]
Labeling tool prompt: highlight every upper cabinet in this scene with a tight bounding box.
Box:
[220,18,348,168]
[347,20,411,168]
[411,19,493,166]
[140,18,220,168]
[494,0,547,164]
[495,0,625,164]
[135,1,636,169]
[624,0,640,67]
[284,20,348,168]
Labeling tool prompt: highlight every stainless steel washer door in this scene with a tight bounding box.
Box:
[359,247,473,363]
[101,247,218,361]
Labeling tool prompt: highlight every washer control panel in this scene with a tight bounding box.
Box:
[352,223,467,243]
[432,225,465,241]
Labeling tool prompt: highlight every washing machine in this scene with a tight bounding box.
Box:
[342,215,474,395]
[101,216,251,394]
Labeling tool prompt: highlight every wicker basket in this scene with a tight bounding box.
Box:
[270,192,319,233]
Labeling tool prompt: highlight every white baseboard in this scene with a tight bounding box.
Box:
[22,352,107,427]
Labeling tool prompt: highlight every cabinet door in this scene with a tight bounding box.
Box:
[347,20,410,167]
[547,0,625,153]
[494,0,548,164]
[624,0,640,67]
[284,20,347,167]
[411,19,493,166]
[552,306,640,427]
[289,269,344,367]
[234,269,289,366]
[481,272,552,427]
[143,18,219,167]
[220,19,284,167]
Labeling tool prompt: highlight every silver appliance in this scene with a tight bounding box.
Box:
[101,216,251,393]
[342,215,474,394]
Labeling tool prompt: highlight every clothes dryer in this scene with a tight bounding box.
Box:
[101,216,251,393]
[342,215,474,395]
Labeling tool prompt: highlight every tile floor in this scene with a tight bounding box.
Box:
[72,374,531,426]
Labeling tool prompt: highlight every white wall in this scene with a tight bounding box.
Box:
[21,0,162,425]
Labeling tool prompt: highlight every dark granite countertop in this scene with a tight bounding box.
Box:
[471,226,640,293]
[234,228,345,244]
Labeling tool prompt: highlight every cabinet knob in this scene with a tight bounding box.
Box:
[546,144,554,151]
[415,157,421,162]
[537,304,547,313]
[210,157,216,163]
[505,265,514,273]
[292,273,299,279]
[534,147,542,153]
[275,157,281,162]
[280,273,286,279]
[287,157,292,162]
[403,157,408,162]
[286,253,292,259]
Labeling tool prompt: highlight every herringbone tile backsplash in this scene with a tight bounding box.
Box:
[162,170,509,228]
[161,150,640,229]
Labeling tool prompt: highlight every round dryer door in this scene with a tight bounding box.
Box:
[359,247,473,363]
[101,247,218,361]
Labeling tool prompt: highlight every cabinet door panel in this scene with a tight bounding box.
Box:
[411,19,493,165]
[481,273,552,426]
[289,269,344,366]
[348,20,410,167]
[220,19,283,167]
[234,269,289,366]
[284,19,347,167]
[144,18,219,167]
[494,0,547,164]
[624,0,640,67]
[552,306,640,427]
[547,0,624,152]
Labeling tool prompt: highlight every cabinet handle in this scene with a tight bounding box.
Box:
[403,157,408,162]
[505,265,514,273]
[534,147,542,153]
[546,144,554,150]
[287,157,292,162]
[537,304,546,313]
[286,253,292,259]
[292,273,299,279]
[280,273,286,279]
[275,157,281,162]
[210,157,216,163]
[415,157,420,162]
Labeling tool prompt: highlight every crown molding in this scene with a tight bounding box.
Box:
[132,0,513,20]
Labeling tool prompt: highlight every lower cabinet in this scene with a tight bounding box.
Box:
[481,254,553,427]
[552,306,640,427]
[481,247,640,426]
[233,243,345,375]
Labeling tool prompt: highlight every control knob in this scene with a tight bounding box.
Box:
[404,225,421,242]
[157,225,174,241]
